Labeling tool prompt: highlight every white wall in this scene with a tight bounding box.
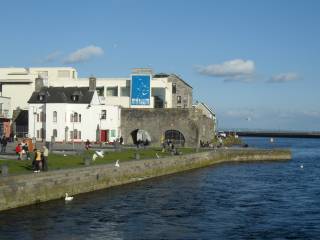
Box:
[29,103,121,143]
[0,96,11,118]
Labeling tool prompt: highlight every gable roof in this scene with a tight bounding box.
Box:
[28,87,94,104]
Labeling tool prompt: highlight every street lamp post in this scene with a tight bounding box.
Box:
[72,111,75,152]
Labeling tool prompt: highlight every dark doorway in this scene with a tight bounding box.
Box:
[165,130,185,146]
[131,129,151,145]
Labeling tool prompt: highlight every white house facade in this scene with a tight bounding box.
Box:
[28,79,121,143]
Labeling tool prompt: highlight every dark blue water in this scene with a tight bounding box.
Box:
[1,137,320,240]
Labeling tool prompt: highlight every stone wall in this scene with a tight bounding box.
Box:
[168,75,193,108]
[120,108,215,147]
[0,149,291,212]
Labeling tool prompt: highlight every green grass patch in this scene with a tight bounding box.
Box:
[0,147,199,175]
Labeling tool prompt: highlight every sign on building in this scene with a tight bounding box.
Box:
[131,75,151,105]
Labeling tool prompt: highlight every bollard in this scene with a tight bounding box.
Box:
[83,156,91,166]
[1,164,9,177]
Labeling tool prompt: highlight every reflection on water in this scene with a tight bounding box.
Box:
[1,138,320,239]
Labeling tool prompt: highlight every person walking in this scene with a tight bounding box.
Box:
[15,143,22,160]
[42,145,49,171]
[1,136,7,153]
[34,149,42,172]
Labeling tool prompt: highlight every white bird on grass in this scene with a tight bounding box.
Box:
[65,193,74,201]
[92,153,98,161]
[96,150,104,158]
[156,153,160,159]
[115,160,120,168]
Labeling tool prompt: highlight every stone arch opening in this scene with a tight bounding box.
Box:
[165,130,185,146]
[130,129,152,145]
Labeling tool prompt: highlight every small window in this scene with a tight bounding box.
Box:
[37,114,40,122]
[70,131,73,139]
[79,114,81,122]
[120,87,130,97]
[96,87,104,96]
[106,87,118,96]
[58,70,70,78]
[101,110,107,120]
[40,112,46,122]
[110,130,116,138]
[72,95,79,102]
[37,130,40,138]
[177,96,182,104]
[172,83,177,94]
[53,129,57,138]
[53,111,57,123]
[74,113,78,122]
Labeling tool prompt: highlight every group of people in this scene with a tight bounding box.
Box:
[32,146,49,173]
[15,140,30,160]
[14,140,49,172]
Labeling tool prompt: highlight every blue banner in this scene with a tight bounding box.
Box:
[131,75,151,105]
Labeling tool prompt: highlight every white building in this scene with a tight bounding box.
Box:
[0,67,193,111]
[0,67,77,111]
[193,101,217,133]
[28,78,121,143]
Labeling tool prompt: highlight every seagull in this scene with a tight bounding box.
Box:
[270,138,274,143]
[92,153,98,161]
[96,150,104,158]
[300,164,304,169]
[63,154,67,157]
[65,193,74,201]
[156,153,160,159]
[115,160,120,168]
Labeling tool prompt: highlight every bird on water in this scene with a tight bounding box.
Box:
[65,193,74,201]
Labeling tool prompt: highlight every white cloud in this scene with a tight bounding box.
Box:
[43,51,62,62]
[197,59,255,82]
[64,45,104,64]
[268,72,299,83]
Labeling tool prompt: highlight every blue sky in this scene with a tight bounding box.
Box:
[1,0,319,131]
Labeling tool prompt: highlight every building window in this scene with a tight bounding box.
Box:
[106,87,118,97]
[53,129,57,138]
[40,112,46,122]
[37,114,40,122]
[37,130,40,138]
[96,87,104,96]
[70,129,81,139]
[120,87,130,97]
[58,70,70,78]
[40,128,45,139]
[101,110,107,120]
[110,130,116,138]
[177,96,182,104]
[53,111,57,123]
[71,95,79,102]
[172,83,177,94]
[71,112,79,122]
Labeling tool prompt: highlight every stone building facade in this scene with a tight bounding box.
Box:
[120,108,215,147]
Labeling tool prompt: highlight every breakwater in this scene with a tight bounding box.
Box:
[0,148,291,212]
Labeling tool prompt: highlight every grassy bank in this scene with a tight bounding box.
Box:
[0,148,197,175]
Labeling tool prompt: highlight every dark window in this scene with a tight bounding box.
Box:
[53,129,57,137]
[177,96,182,104]
[101,110,107,119]
[172,83,176,94]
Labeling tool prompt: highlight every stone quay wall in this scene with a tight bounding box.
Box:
[0,149,291,212]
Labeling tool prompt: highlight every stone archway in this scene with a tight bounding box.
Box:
[130,129,152,145]
[164,130,185,146]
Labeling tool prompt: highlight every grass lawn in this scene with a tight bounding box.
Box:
[0,147,199,175]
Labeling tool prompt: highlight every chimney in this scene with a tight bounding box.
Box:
[35,76,44,92]
[89,76,96,92]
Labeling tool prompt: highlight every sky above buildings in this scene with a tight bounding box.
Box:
[1,0,319,131]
